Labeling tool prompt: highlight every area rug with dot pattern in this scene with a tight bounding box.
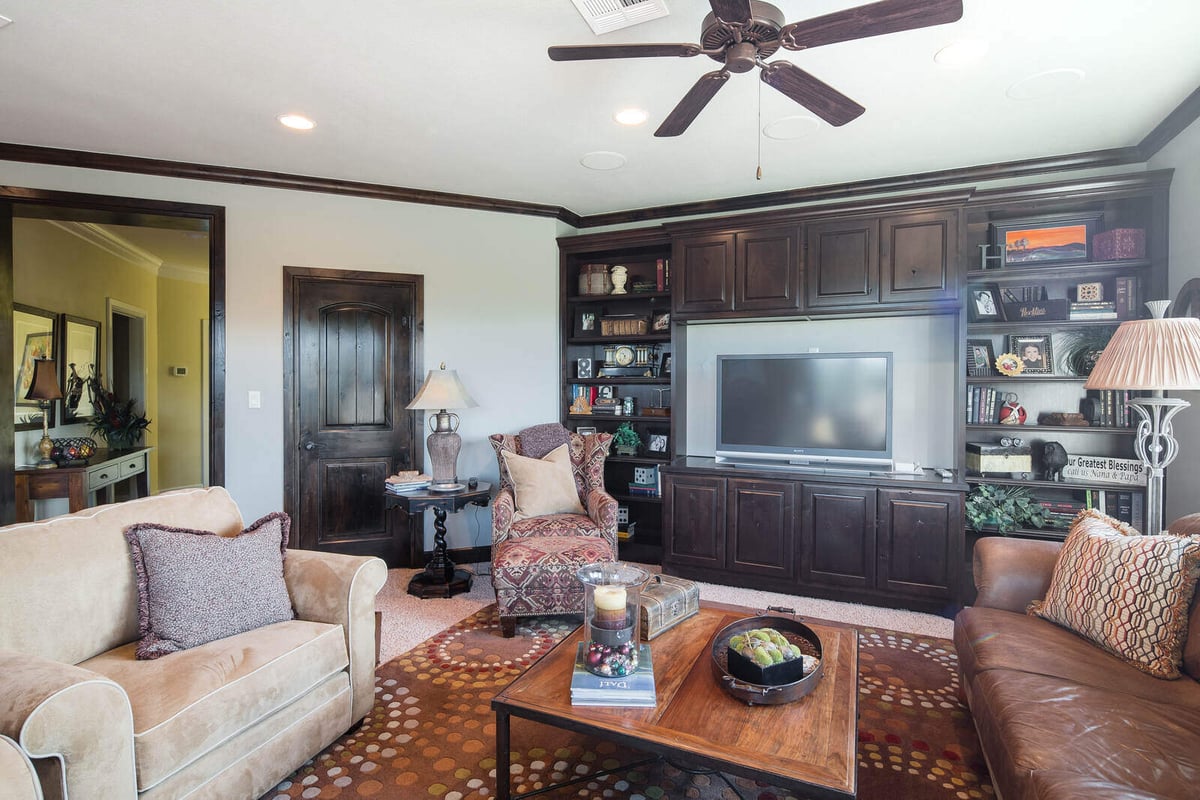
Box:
[265,605,993,799]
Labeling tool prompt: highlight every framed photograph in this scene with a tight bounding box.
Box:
[990,214,1101,267]
[13,303,57,431]
[576,426,598,436]
[968,284,1005,322]
[574,309,598,338]
[966,339,996,377]
[647,431,669,453]
[1007,333,1053,374]
[660,352,672,376]
[60,315,101,423]
[651,311,670,331]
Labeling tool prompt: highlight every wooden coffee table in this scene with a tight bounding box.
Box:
[492,601,858,799]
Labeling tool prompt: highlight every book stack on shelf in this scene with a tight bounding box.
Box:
[569,642,657,707]
[1038,498,1087,530]
[966,386,1002,424]
[592,396,622,416]
[384,471,431,494]
[1082,389,1135,428]
[1069,301,1118,321]
[1113,276,1140,319]
[1082,488,1143,527]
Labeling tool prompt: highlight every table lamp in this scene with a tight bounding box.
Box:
[406,363,477,487]
[1085,300,1200,534]
[24,358,63,469]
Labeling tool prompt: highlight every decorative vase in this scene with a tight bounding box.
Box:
[610,265,628,295]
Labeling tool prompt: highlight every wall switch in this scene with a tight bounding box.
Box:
[248,390,261,409]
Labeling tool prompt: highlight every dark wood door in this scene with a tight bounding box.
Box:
[663,473,727,569]
[805,218,880,309]
[800,483,876,590]
[727,478,796,580]
[877,488,961,599]
[880,210,958,304]
[284,268,422,566]
[735,226,803,313]
[673,233,735,315]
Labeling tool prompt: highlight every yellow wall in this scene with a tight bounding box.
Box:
[157,276,207,489]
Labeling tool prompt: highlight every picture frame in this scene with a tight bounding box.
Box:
[576,426,598,436]
[13,303,57,432]
[574,309,598,338]
[647,431,669,453]
[660,352,672,376]
[651,310,670,331]
[60,315,101,423]
[990,214,1101,268]
[1006,333,1053,374]
[966,339,996,377]
[968,283,1005,323]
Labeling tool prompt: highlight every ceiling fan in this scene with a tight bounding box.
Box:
[549,0,963,136]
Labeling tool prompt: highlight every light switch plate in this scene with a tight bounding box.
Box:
[248,390,261,409]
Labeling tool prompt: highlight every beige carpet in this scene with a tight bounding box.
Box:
[378,563,954,663]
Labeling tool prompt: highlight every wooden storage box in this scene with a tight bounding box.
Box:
[966,441,1032,475]
[601,315,648,336]
[639,574,699,640]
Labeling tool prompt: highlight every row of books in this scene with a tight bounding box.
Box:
[1001,285,1047,303]
[1113,276,1141,319]
[965,386,1006,425]
[1083,389,1135,428]
[569,642,657,707]
[1069,300,1117,321]
[1038,490,1142,531]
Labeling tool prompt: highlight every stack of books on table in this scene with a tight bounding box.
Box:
[384,472,431,493]
[569,642,657,707]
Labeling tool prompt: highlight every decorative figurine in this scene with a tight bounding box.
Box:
[998,393,1027,425]
[610,265,629,294]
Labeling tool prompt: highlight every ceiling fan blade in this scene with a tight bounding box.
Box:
[548,43,700,61]
[655,71,730,137]
[780,0,962,51]
[709,0,753,26]
[760,62,865,127]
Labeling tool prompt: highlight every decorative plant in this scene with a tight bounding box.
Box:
[86,371,151,449]
[611,422,641,455]
[1057,326,1113,376]
[965,484,1047,534]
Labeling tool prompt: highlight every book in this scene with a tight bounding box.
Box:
[570,642,656,707]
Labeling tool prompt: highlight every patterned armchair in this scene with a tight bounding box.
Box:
[488,425,618,637]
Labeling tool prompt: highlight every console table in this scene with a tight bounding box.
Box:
[13,447,151,523]
[383,482,491,599]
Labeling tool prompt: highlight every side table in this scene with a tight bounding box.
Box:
[383,482,491,599]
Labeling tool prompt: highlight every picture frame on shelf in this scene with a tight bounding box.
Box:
[968,283,1005,322]
[1007,333,1053,374]
[660,352,672,376]
[574,309,598,338]
[576,426,598,436]
[966,339,996,377]
[651,311,670,331]
[647,431,669,453]
[989,213,1101,268]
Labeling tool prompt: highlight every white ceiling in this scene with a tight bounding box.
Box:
[1,1,1197,219]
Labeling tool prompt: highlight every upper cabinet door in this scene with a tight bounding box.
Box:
[805,218,880,308]
[673,233,735,315]
[880,210,958,304]
[735,225,803,313]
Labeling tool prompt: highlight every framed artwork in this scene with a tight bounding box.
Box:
[990,214,1101,267]
[13,303,58,431]
[966,339,996,377]
[647,431,669,453]
[660,352,672,376]
[60,315,102,423]
[651,311,670,331]
[574,309,598,338]
[576,426,598,436]
[1007,333,1053,374]
[968,284,1005,322]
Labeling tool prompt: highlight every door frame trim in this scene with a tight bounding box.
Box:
[281,266,425,552]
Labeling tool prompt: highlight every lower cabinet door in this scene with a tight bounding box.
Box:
[663,474,727,570]
[876,488,961,599]
[727,478,796,580]
[800,484,876,590]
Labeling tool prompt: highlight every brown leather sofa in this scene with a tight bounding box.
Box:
[954,516,1200,800]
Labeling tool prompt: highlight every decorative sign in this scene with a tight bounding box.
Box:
[1061,455,1148,486]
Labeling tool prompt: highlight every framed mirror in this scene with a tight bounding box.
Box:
[60,314,101,423]
[13,302,57,431]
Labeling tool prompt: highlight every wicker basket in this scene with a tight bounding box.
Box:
[600,316,648,336]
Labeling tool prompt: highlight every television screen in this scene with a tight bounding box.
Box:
[716,352,892,467]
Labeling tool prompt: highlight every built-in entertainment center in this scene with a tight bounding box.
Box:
[558,170,1170,611]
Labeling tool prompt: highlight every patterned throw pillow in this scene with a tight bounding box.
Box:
[1030,509,1200,678]
[124,512,295,660]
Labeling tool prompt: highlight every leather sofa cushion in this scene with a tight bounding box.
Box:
[1031,770,1177,800]
[81,619,347,792]
[956,607,1200,711]
[969,668,1200,800]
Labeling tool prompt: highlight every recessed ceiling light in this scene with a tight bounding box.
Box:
[277,113,316,131]
[934,39,988,67]
[580,151,627,171]
[763,115,820,140]
[1007,68,1085,100]
[614,108,648,126]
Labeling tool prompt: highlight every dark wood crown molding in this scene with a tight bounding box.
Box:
[1138,85,1200,160]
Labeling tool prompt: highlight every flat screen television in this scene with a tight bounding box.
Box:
[715,352,893,470]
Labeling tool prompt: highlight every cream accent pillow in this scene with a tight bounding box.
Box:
[501,444,585,520]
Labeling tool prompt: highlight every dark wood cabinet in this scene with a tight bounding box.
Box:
[877,488,961,599]
[673,233,734,314]
[800,483,875,591]
[663,473,726,569]
[673,224,801,317]
[880,210,957,304]
[806,217,879,308]
[727,478,796,580]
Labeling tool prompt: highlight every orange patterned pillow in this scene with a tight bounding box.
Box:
[1030,509,1200,678]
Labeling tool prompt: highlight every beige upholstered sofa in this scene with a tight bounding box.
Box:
[0,487,387,800]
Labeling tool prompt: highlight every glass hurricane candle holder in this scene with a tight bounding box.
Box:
[576,562,649,677]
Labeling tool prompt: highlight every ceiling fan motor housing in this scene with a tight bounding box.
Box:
[701,1,785,64]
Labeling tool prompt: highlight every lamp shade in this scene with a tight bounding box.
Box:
[24,358,63,401]
[405,365,477,411]
[1085,311,1200,391]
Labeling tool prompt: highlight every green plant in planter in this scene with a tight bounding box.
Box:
[965,484,1048,534]
[611,422,641,455]
[1058,326,1113,376]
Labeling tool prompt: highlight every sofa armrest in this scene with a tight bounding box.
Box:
[972,537,1063,613]
[492,487,516,544]
[283,550,388,725]
[0,735,43,800]
[0,649,136,800]
[586,488,619,552]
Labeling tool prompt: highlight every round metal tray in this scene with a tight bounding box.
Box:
[710,609,824,706]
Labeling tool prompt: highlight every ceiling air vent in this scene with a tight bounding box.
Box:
[570,0,669,36]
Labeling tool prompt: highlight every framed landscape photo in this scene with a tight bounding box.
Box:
[968,284,1005,322]
[966,339,996,377]
[990,214,1101,268]
[1007,333,1053,374]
